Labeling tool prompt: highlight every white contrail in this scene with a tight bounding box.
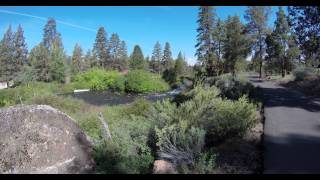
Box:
[0,9,97,32]
[0,9,154,54]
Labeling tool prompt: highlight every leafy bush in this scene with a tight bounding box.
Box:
[123,98,152,117]
[293,67,316,81]
[213,74,256,100]
[150,85,258,144]
[73,68,123,91]
[0,82,61,107]
[110,75,126,92]
[155,121,206,171]
[178,151,217,174]
[91,105,156,174]
[94,139,154,174]
[125,70,170,93]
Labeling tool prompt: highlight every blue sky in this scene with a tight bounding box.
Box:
[0,6,287,65]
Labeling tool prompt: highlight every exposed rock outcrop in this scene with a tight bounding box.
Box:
[0,105,95,174]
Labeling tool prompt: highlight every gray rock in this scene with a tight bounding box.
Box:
[0,105,95,174]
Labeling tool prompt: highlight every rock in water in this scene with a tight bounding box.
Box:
[0,105,95,174]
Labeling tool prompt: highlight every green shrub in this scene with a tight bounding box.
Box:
[150,85,257,144]
[110,75,126,92]
[73,68,123,91]
[123,98,152,117]
[0,82,61,107]
[178,151,217,174]
[155,121,208,173]
[93,113,154,174]
[94,139,154,174]
[213,74,256,100]
[125,70,170,93]
[293,67,315,81]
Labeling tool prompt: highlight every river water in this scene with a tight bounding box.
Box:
[67,88,182,106]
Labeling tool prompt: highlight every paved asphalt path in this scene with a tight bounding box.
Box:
[248,73,320,174]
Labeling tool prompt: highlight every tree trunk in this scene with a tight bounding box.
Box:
[281,58,285,78]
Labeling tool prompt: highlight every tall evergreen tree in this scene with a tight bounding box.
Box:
[195,6,216,76]
[14,25,28,68]
[118,40,128,71]
[108,33,121,69]
[129,45,145,70]
[212,18,226,75]
[265,33,281,75]
[49,36,66,82]
[29,43,50,82]
[93,27,110,68]
[174,51,186,78]
[244,6,271,78]
[43,18,58,52]
[273,7,290,77]
[288,6,320,66]
[0,26,15,86]
[71,43,83,74]
[151,41,162,74]
[223,16,250,76]
[162,42,173,70]
[83,49,96,69]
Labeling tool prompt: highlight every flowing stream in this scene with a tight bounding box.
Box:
[65,88,183,106]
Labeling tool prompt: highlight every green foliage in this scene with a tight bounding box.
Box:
[93,27,109,68]
[178,151,217,174]
[123,98,152,117]
[150,84,257,144]
[213,74,257,100]
[110,75,126,92]
[292,67,316,81]
[94,139,154,174]
[223,16,250,75]
[125,70,170,93]
[155,122,206,165]
[129,45,145,70]
[73,68,123,91]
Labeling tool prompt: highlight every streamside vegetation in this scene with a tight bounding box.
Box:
[1,5,318,174]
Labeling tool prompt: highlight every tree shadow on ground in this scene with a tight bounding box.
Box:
[264,133,320,173]
[262,86,320,112]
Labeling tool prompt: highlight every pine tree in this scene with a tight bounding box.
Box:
[108,33,121,69]
[71,43,83,74]
[195,6,216,76]
[288,6,320,66]
[223,16,250,76]
[83,49,94,70]
[13,25,28,69]
[151,41,162,74]
[0,26,15,86]
[43,18,58,52]
[93,27,110,69]
[174,52,185,78]
[129,45,145,70]
[49,36,66,83]
[244,6,271,78]
[273,7,290,77]
[118,40,128,71]
[212,18,226,75]
[265,33,281,75]
[162,42,173,70]
[29,43,50,82]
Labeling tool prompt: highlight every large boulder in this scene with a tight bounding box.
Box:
[0,105,95,174]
